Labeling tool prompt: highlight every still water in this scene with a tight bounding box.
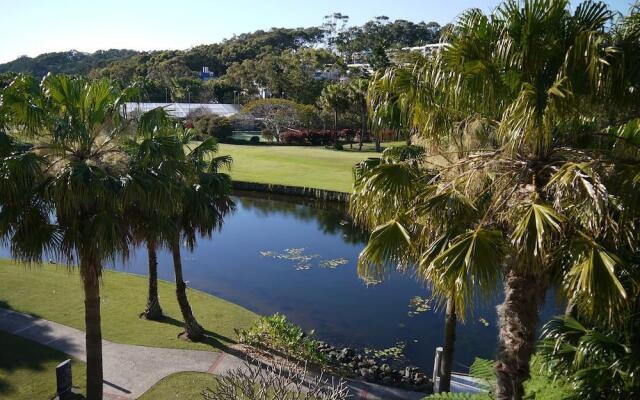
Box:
[114,193,556,372]
[0,193,557,371]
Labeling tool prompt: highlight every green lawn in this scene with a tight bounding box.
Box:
[139,372,217,399]
[0,331,86,400]
[215,144,388,193]
[0,260,258,352]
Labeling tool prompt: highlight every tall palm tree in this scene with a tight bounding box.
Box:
[1,74,139,400]
[347,79,370,151]
[123,108,185,320]
[170,131,234,341]
[319,84,350,145]
[351,145,477,392]
[357,1,640,399]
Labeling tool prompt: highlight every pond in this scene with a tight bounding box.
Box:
[1,192,558,372]
[114,192,559,372]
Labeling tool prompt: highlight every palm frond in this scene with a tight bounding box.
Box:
[357,220,413,282]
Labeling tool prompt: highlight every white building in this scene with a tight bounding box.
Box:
[123,102,241,119]
[403,43,448,57]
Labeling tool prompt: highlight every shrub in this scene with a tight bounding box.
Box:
[308,130,334,146]
[332,142,344,150]
[249,136,260,144]
[193,115,233,140]
[261,129,277,142]
[203,359,349,400]
[339,128,355,139]
[236,313,326,364]
[280,130,308,145]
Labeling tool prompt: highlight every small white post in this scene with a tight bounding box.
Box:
[433,346,443,393]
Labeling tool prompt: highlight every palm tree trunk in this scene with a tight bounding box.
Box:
[495,270,546,400]
[142,240,163,320]
[170,236,204,341]
[359,108,365,151]
[333,109,338,145]
[439,297,457,392]
[82,260,103,400]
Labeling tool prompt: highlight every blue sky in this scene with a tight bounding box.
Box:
[0,0,634,63]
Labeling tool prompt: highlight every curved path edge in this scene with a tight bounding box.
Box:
[0,308,428,399]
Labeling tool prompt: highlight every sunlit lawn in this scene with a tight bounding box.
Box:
[215,143,402,193]
[0,260,258,352]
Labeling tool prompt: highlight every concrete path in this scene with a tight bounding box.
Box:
[0,308,428,399]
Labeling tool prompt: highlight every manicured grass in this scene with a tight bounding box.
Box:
[215,144,385,193]
[0,331,86,400]
[139,372,217,399]
[0,260,258,352]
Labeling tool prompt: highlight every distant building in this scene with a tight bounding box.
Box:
[123,102,240,119]
[314,69,341,80]
[199,66,217,81]
[403,43,448,57]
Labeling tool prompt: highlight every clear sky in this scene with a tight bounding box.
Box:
[0,0,634,63]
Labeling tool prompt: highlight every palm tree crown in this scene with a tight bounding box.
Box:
[355,1,640,398]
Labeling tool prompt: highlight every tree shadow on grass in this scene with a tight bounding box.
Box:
[0,301,85,398]
[147,314,238,349]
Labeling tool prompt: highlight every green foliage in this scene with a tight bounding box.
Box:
[468,358,495,383]
[236,313,326,365]
[538,315,640,399]
[333,18,442,64]
[224,48,337,104]
[243,99,307,140]
[421,356,573,400]
[360,1,640,397]
[193,115,233,140]
[0,49,140,78]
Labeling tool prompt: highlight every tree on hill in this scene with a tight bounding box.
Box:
[242,98,304,142]
[0,49,140,78]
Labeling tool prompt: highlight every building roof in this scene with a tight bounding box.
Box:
[123,102,241,119]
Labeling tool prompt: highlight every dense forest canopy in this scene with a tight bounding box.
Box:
[0,17,441,104]
[0,49,141,77]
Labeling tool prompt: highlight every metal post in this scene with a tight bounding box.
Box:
[433,346,443,393]
[55,359,73,399]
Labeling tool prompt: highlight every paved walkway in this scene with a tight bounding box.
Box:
[0,308,427,399]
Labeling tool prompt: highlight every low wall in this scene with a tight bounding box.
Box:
[232,181,349,203]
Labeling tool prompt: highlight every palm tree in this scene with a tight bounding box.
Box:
[347,79,370,151]
[123,108,185,320]
[170,131,234,341]
[1,74,139,400]
[351,145,476,392]
[358,1,640,398]
[319,84,350,145]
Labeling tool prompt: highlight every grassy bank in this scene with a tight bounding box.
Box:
[0,260,258,352]
[216,144,383,193]
[0,331,86,399]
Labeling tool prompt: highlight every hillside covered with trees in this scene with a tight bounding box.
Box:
[0,17,442,104]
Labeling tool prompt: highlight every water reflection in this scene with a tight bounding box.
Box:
[237,191,370,245]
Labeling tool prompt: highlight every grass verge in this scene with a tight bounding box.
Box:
[138,372,217,400]
[0,260,258,352]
